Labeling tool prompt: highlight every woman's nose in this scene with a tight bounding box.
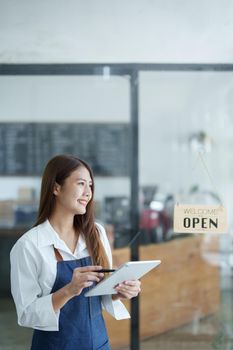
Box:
[84,185,91,197]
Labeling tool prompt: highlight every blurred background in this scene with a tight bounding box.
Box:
[1,1,233,349]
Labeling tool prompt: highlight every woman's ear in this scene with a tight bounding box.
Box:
[53,182,61,196]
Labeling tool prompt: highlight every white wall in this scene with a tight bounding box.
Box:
[0,0,233,63]
[0,76,130,121]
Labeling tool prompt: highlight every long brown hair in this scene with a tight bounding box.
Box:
[35,154,110,268]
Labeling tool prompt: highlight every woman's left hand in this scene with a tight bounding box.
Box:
[114,280,141,300]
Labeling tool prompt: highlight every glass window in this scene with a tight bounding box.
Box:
[138,71,233,349]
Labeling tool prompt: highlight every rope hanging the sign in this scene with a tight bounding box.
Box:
[176,150,223,207]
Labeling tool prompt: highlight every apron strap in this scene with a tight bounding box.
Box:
[53,246,63,262]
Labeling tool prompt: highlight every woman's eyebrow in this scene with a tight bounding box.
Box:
[77,177,93,184]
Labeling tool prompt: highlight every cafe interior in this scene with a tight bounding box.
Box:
[1,1,233,349]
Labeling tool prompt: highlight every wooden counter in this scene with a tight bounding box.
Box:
[103,235,220,348]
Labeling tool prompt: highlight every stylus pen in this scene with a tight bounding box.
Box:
[98,269,116,273]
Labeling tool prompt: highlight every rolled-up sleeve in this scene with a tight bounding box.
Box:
[102,295,130,320]
[10,240,60,331]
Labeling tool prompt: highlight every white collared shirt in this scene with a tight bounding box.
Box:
[10,220,130,331]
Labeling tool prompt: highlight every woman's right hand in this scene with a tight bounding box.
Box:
[67,266,104,297]
[52,266,104,312]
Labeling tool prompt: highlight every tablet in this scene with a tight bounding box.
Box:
[84,260,161,297]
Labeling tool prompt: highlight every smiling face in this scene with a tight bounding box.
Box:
[53,166,93,216]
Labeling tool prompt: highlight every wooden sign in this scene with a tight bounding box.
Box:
[173,204,228,234]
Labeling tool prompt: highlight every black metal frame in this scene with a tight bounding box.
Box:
[1,62,233,350]
[1,63,233,74]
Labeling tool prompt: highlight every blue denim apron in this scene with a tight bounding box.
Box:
[31,248,110,350]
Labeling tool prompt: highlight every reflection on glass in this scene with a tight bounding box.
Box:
[138,71,233,349]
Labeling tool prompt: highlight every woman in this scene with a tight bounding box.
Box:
[10,154,141,350]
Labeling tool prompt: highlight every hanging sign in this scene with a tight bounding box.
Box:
[173,204,228,234]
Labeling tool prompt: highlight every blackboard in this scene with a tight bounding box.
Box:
[0,123,130,176]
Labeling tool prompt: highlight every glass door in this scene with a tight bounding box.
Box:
[138,70,233,350]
